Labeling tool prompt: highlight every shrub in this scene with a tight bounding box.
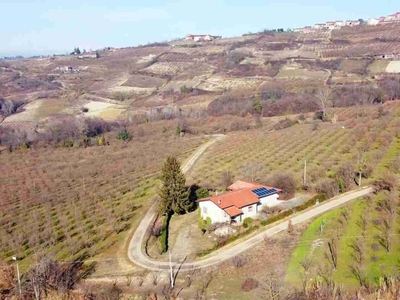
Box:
[338,178,345,193]
[198,210,212,232]
[196,225,260,257]
[242,278,259,292]
[232,256,246,268]
[243,217,253,228]
[96,136,106,146]
[175,126,181,135]
[58,140,74,148]
[220,170,233,190]
[113,91,132,101]
[116,129,131,141]
[316,178,339,198]
[374,171,398,192]
[260,209,293,226]
[337,162,355,190]
[195,187,210,199]
[180,85,193,93]
[265,172,297,199]
[274,118,295,130]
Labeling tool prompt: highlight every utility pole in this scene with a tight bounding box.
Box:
[168,250,174,288]
[12,256,21,295]
[303,160,307,186]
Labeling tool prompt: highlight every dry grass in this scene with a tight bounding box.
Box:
[340,59,368,73]
[276,64,327,80]
[122,74,167,88]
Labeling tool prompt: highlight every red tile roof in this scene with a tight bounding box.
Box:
[228,180,282,192]
[198,181,280,217]
[225,206,243,217]
[228,180,262,191]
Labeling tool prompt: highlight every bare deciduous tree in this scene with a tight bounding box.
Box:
[220,171,233,190]
[232,256,246,268]
[27,256,95,299]
[316,88,332,119]
[349,238,365,264]
[349,263,369,288]
[325,238,338,270]
[317,264,334,288]
[356,214,368,234]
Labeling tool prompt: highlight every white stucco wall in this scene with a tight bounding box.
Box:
[260,194,280,207]
[240,203,258,219]
[199,193,281,224]
[199,201,230,224]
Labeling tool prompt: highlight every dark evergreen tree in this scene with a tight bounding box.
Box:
[253,95,262,113]
[158,156,192,215]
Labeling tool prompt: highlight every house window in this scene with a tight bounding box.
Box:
[203,206,207,214]
[248,206,253,213]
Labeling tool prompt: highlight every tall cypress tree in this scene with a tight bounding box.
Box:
[158,156,192,215]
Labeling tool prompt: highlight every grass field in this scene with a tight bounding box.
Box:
[368,60,390,74]
[276,66,327,80]
[286,191,400,290]
[339,59,368,73]
[285,208,341,285]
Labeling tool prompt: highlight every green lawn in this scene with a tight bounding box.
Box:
[285,208,341,285]
[286,192,400,289]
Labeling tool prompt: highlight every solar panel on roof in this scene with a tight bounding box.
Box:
[252,187,277,198]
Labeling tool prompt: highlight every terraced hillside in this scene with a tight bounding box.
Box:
[2,23,400,131]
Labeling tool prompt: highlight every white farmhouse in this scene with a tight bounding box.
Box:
[197,180,283,224]
[367,18,380,26]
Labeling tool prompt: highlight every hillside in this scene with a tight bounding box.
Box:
[1,24,400,133]
[2,22,400,299]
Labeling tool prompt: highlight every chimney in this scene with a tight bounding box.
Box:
[218,199,221,204]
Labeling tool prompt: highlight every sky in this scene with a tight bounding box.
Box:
[1,0,399,57]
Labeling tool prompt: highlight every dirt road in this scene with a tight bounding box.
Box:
[129,184,373,271]
[127,134,226,269]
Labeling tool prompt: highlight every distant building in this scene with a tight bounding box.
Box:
[326,21,336,30]
[335,21,345,27]
[314,23,326,30]
[77,54,98,59]
[346,20,361,26]
[294,26,313,33]
[186,34,221,42]
[367,18,380,26]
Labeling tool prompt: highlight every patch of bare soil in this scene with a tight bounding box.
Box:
[170,213,215,261]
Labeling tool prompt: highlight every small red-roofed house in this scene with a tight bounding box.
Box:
[197,180,283,224]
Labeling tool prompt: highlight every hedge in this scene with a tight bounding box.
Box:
[197,225,260,257]
[159,214,171,253]
[260,194,326,226]
[197,194,328,257]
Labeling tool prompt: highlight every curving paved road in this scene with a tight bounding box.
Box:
[128,135,373,271]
